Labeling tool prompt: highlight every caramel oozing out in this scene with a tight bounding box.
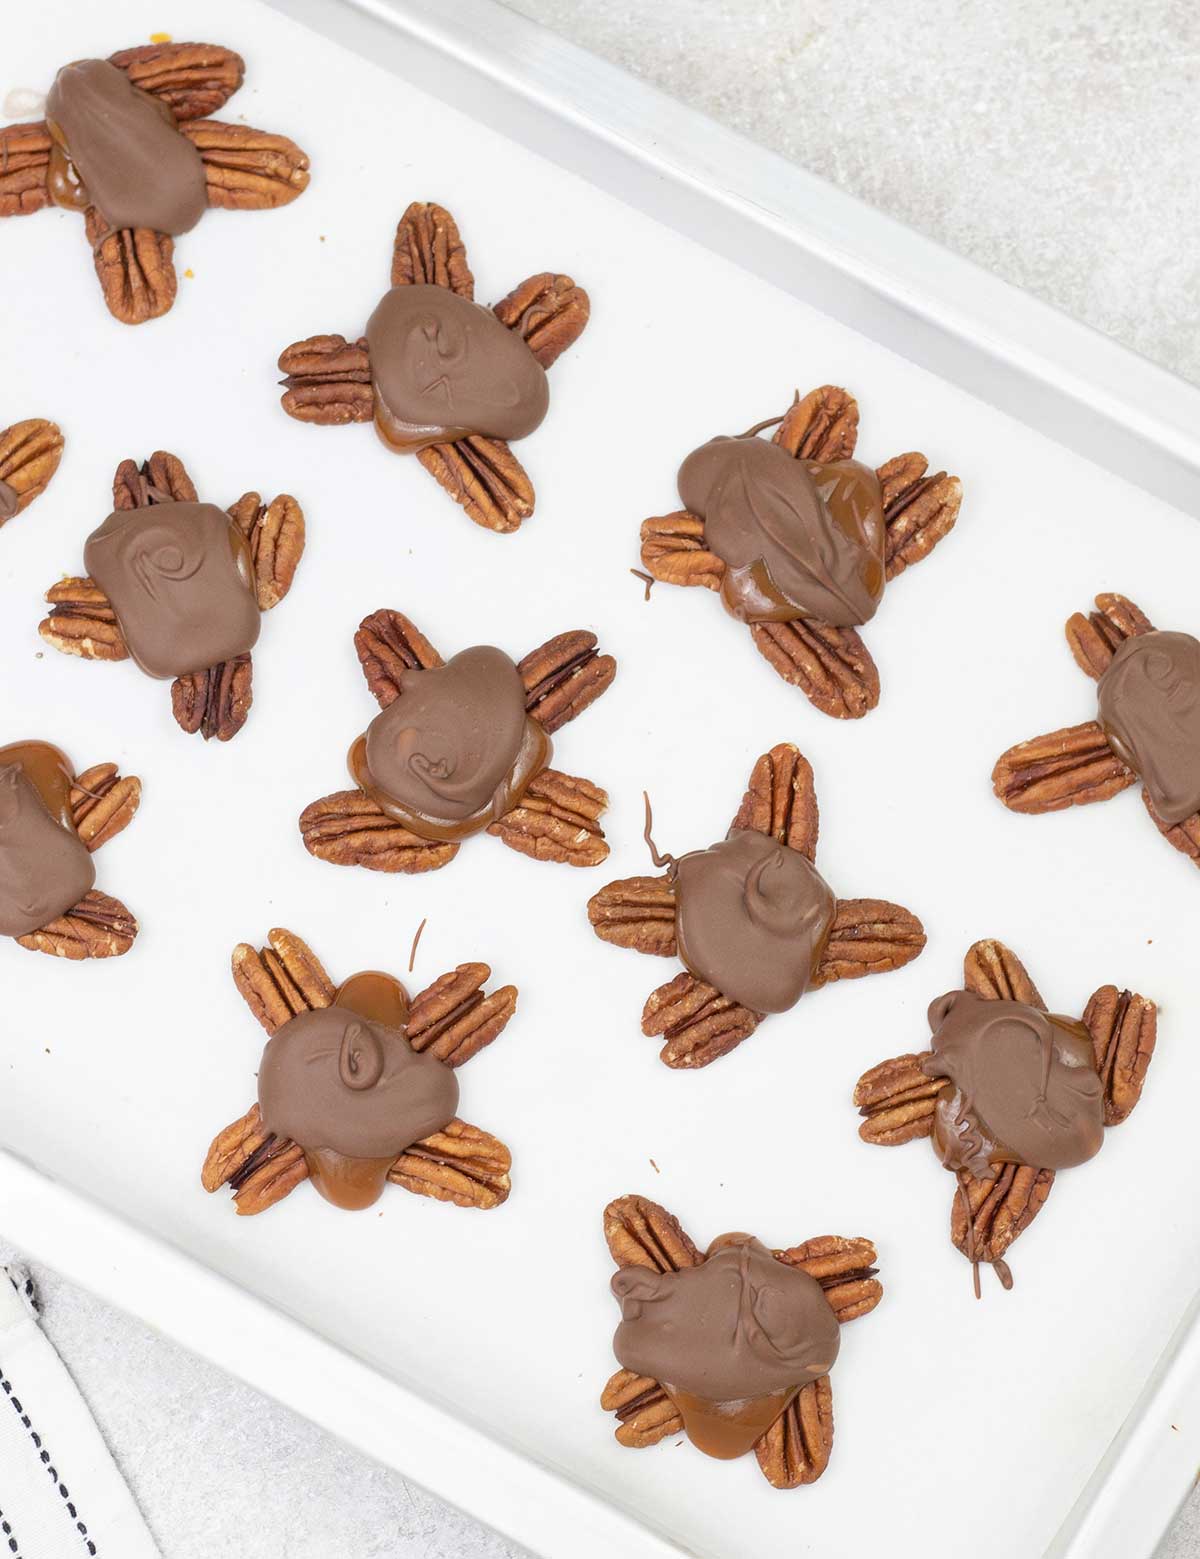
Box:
[0,740,79,833]
[665,1384,798,1461]
[299,969,413,1210]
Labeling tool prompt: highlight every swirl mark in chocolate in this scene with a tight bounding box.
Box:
[674,830,834,1013]
[351,646,550,842]
[45,59,206,236]
[677,436,885,626]
[612,1236,839,1459]
[1097,629,1200,825]
[84,501,261,680]
[0,742,95,939]
[921,990,1104,1177]
[366,285,549,453]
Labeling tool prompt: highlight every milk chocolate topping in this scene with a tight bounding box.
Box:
[45,60,206,236]
[921,990,1104,1178]
[612,1236,840,1460]
[84,501,261,680]
[677,436,885,626]
[0,741,95,938]
[351,646,551,842]
[365,285,549,453]
[673,830,835,1013]
[258,999,458,1210]
[0,481,19,522]
[1097,629,1200,826]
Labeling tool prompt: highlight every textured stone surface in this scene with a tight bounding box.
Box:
[510,0,1200,386]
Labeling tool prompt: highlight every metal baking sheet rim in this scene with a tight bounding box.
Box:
[6,3,1199,1557]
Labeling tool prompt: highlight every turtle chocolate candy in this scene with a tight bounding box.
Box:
[993,593,1200,868]
[638,386,962,718]
[0,42,309,324]
[587,743,925,1067]
[278,201,590,534]
[0,739,140,960]
[600,1196,882,1487]
[855,939,1157,1296]
[203,929,518,1216]
[39,450,305,742]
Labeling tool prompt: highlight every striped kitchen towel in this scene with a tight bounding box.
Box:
[0,1266,159,1559]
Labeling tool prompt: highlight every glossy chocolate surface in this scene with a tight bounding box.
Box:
[351,646,550,842]
[84,501,260,680]
[1098,629,1200,826]
[45,59,206,235]
[0,740,95,938]
[612,1235,839,1460]
[674,830,835,1013]
[366,285,549,453]
[922,989,1104,1178]
[677,435,885,626]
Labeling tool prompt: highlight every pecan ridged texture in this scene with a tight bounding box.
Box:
[171,654,253,742]
[1065,592,1155,679]
[586,874,677,957]
[639,512,724,591]
[228,491,305,610]
[751,619,880,720]
[0,418,64,518]
[389,1119,511,1209]
[811,899,926,987]
[0,122,52,217]
[407,964,518,1067]
[16,890,137,960]
[417,436,535,533]
[854,1053,940,1146]
[299,790,461,875]
[992,721,1136,814]
[355,608,443,706]
[87,208,177,326]
[1083,984,1157,1125]
[391,201,474,295]
[492,272,590,368]
[951,1164,1055,1267]
[730,742,818,858]
[39,577,129,661]
[488,769,608,867]
[772,386,859,461]
[278,335,373,425]
[180,120,310,209]
[70,764,141,851]
[641,971,761,1070]
[518,630,616,734]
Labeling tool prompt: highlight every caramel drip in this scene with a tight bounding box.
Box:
[0,740,77,831]
[664,1384,796,1460]
[303,1147,396,1212]
[334,970,410,1030]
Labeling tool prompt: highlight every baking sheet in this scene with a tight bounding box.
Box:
[3,3,1200,1556]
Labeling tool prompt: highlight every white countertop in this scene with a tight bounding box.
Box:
[5,1,1198,1555]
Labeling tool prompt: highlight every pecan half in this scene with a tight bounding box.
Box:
[754,1376,833,1489]
[417,436,534,532]
[600,1370,683,1448]
[355,608,443,706]
[0,122,52,217]
[1083,985,1157,1126]
[877,454,962,582]
[278,335,373,425]
[730,742,818,859]
[603,1194,702,1272]
[1142,788,1200,867]
[518,630,615,733]
[114,449,196,507]
[40,577,129,661]
[492,273,590,368]
[70,764,141,851]
[16,890,137,959]
[639,512,724,591]
[300,789,460,874]
[751,619,880,719]
[202,1103,310,1215]
[108,42,246,121]
[391,201,474,296]
[0,418,64,517]
[641,972,761,1069]
[951,1164,1054,1267]
[1065,592,1155,680]
[992,721,1135,813]
[228,492,305,610]
[773,386,859,462]
[776,1235,882,1323]
[963,939,1044,1009]
[180,120,309,209]
[811,899,926,987]
[587,874,677,957]
[854,1053,940,1146]
[407,964,518,1067]
[232,929,334,1036]
[86,208,176,325]
[171,653,253,742]
[389,1119,511,1209]
[489,769,608,866]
